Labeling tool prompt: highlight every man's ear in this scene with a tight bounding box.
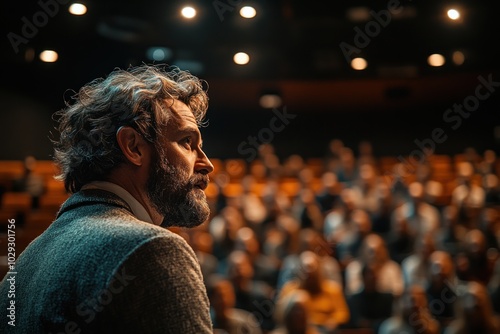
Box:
[116,126,149,166]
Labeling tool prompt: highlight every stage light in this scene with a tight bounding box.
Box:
[181,6,196,19]
[428,54,445,67]
[447,9,460,20]
[40,50,58,62]
[240,6,256,19]
[69,3,87,16]
[234,52,250,65]
[351,57,367,70]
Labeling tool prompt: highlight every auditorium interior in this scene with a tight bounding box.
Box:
[2,0,500,333]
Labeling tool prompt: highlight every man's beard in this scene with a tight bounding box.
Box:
[146,150,210,228]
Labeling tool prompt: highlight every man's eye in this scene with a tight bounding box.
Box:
[182,137,192,147]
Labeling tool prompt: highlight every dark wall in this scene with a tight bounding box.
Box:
[1,88,499,162]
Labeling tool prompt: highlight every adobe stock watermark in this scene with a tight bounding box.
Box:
[387,73,499,182]
[212,0,243,22]
[237,106,297,162]
[7,0,70,54]
[339,0,403,63]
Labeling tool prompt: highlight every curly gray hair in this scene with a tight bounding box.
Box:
[53,64,209,193]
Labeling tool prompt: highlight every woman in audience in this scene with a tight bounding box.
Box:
[277,251,350,333]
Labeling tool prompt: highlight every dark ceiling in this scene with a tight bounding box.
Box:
[1,1,500,159]
[3,0,500,111]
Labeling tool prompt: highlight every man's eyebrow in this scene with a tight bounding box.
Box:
[177,126,202,145]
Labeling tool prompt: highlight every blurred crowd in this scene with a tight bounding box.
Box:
[177,140,500,334]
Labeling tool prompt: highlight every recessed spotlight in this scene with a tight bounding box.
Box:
[447,9,460,20]
[233,52,250,65]
[181,6,196,19]
[351,57,367,70]
[428,54,445,67]
[40,50,58,62]
[240,6,256,19]
[69,3,87,16]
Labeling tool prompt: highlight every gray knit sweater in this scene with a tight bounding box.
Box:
[0,189,212,333]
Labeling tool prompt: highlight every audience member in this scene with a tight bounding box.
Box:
[225,250,275,331]
[379,285,440,334]
[425,251,459,328]
[277,228,342,294]
[12,155,45,209]
[272,290,319,334]
[455,229,497,285]
[401,232,436,288]
[386,212,415,264]
[435,205,467,257]
[392,181,440,237]
[315,171,341,214]
[208,276,263,334]
[451,161,485,228]
[444,281,500,334]
[345,264,393,331]
[344,233,404,297]
[277,251,350,333]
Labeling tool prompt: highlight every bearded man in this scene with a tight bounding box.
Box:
[0,65,214,333]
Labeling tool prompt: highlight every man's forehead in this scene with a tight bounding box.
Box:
[167,99,195,122]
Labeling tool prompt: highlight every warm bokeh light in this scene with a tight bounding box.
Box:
[240,6,257,19]
[233,52,250,65]
[447,9,460,20]
[259,94,282,109]
[181,6,196,19]
[39,50,58,62]
[428,53,445,67]
[351,57,367,70]
[452,51,465,65]
[69,3,87,16]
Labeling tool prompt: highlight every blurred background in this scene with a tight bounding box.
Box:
[1,0,500,160]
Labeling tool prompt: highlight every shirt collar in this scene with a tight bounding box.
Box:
[82,181,154,224]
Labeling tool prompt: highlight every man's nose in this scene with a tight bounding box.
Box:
[196,149,214,174]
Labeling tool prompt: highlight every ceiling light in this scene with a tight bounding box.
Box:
[233,52,250,65]
[259,94,282,109]
[69,3,87,16]
[39,50,58,62]
[240,6,256,19]
[452,51,465,65]
[447,9,460,20]
[428,54,445,67]
[351,57,367,70]
[181,6,196,19]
